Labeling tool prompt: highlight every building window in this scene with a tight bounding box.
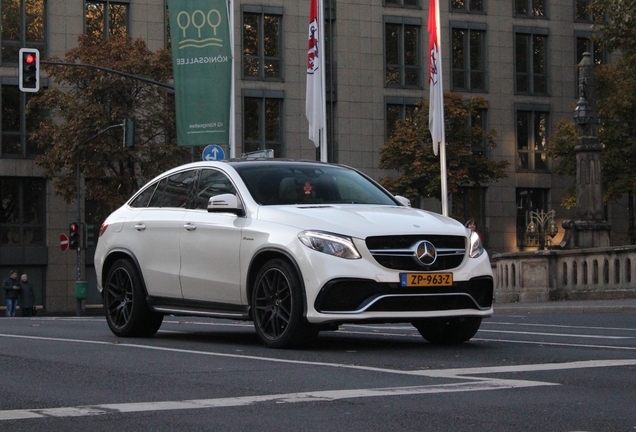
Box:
[470,107,488,156]
[576,33,605,67]
[384,0,420,9]
[0,177,45,246]
[575,32,606,96]
[451,22,486,91]
[85,1,129,44]
[1,0,45,64]
[514,0,545,17]
[243,90,283,157]
[516,188,548,248]
[1,83,40,158]
[451,0,484,13]
[516,107,549,172]
[451,187,487,246]
[386,97,419,139]
[515,28,548,95]
[242,6,282,80]
[575,0,604,23]
[385,17,421,88]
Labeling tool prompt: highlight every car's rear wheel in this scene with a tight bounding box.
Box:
[252,258,315,348]
[103,258,163,337]
[412,317,482,344]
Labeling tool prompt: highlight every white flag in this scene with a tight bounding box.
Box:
[305,0,324,148]
[428,0,445,156]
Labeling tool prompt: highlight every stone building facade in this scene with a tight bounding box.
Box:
[0,0,629,313]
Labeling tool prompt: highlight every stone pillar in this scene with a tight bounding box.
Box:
[562,53,611,249]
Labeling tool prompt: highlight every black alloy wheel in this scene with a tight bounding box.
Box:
[252,258,316,348]
[103,259,163,337]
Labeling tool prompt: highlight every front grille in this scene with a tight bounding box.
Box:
[314,277,493,313]
[365,235,466,271]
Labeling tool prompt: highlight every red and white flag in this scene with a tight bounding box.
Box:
[306,0,325,149]
[428,0,445,156]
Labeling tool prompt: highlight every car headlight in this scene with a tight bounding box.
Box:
[298,231,361,259]
[469,230,484,258]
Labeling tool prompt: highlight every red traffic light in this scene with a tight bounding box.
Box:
[25,54,36,64]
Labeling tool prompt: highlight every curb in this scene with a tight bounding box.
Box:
[493,298,636,314]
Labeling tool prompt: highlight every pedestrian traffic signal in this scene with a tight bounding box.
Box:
[69,222,80,250]
[19,48,40,92]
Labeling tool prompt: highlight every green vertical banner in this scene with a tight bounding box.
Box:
[168,0,232,146]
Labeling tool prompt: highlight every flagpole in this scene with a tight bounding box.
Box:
[428,0,448,216]
[228,0,236,158]
[435,0,448,216]
[318,0,328,162]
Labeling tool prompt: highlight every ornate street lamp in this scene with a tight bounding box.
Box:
[573,79,593,130]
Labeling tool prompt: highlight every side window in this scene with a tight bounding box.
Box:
[194,169,237,210]
[129,181,159,208]
[148,170,198,208]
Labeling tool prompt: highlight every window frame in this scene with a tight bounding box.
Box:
[513,0,547,19]
[1,79,43,158]
[384,16,422,89]
[241,5,284,81]
[385,96,420,140]
[450,21,487,92]
[515,104,550,173]
[450,0,485,14]
[0,0,46,65]
[84,0,130,43]
[383,0,421,10]
[516,187,549,248]
[242,89,284,158]
[0,176,46,246]
[514,26,549,96]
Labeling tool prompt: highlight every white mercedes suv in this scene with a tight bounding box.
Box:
[95,160,493,348]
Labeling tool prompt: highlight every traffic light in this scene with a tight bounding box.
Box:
[69,222,80,250]
[83,223,95,249]
[124,118,139,148]
[19,48,40,92]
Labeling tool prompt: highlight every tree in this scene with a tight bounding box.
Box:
[28,35,191,223]
[549,0,636,243]
[379,93,508,204]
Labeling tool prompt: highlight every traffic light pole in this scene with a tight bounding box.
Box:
[40,60,174,89]
[75,158,82,317]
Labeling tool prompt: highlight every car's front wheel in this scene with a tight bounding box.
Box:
[103,258,163,337]
[412,317,482,344]
[252,258,315,348]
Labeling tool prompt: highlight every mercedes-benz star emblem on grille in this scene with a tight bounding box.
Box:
[415,240,437,265]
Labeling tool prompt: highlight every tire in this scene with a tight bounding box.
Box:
[251,258,315,349]
[103,258,163,338]
[412,317,482,344]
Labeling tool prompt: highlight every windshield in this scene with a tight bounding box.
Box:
[234,163,398,206]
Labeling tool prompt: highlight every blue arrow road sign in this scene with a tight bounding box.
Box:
[202,145,225,161]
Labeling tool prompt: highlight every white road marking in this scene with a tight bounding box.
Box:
[478,329,632,339]
[2,333,636,421]
[483,321,636,332]
[0,379,556,421]
[475,338,636,351]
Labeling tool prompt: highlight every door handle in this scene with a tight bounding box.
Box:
[134,223,146,231]
[184,222,197,231]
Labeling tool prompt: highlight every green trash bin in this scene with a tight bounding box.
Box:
[75,281,87,300]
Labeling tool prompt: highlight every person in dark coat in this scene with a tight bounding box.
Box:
[19,274,35,317]
[2,270,20,317]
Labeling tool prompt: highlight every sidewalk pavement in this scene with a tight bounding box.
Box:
[493,298,636,314]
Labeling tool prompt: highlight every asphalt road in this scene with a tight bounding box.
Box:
[1,300,636,431]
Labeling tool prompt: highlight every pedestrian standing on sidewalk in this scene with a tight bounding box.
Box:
[2,270,20,317]
[19,274,35,317]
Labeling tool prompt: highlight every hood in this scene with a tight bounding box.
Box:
[256,205,467,239]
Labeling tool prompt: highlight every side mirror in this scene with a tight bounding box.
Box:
[394,195,411,207]
[208,193,245,216]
